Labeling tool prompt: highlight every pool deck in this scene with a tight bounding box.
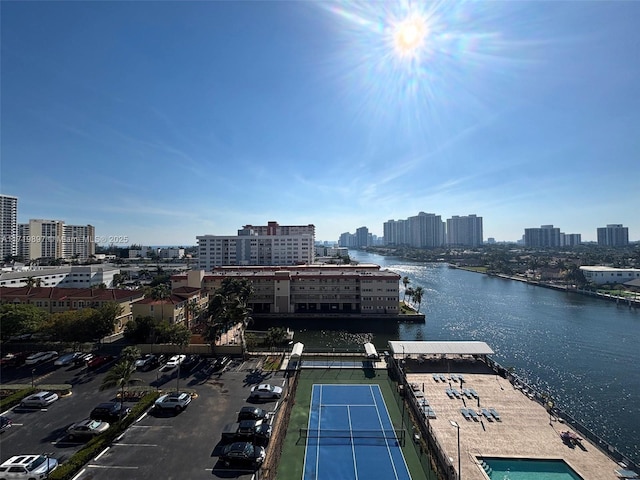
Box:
[406,361,621,480]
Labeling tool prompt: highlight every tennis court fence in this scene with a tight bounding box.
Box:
[299,428,406,446]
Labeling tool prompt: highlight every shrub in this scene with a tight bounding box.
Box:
[0,387,35,411]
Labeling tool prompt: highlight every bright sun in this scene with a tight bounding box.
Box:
[393,15,428,58]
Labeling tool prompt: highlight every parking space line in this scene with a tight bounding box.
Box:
[87,465,140,469]
[112,443,158,447]
[71,468,86,480]
[94,446,110,460]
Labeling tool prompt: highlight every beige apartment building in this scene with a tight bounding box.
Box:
[131,286,208,327]
[172,264,401,315]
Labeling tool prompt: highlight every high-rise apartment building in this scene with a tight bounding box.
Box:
[524,225,561,247]
[197,221,315,270]
[597,224,629,246]
[384,213,444,247]
[446,215,483,247]
[355,227,370,248]
[0,195,18,260]
[19,219,95,261]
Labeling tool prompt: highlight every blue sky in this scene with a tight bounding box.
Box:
[2,1,639,245]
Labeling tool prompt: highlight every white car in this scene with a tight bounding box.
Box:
[20,391,59,408]
[249,384,283,400]
[161,354,186,370]
[24,351,58,365]
[154,392,192,412]
[0,454,58,479]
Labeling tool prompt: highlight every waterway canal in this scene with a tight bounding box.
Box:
[289,250,640,465]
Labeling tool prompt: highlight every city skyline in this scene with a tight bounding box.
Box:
[2,2,639,244]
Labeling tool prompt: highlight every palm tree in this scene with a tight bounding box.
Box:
[412,286,425,313]
[402,276,410,301]
[99,359,141,402]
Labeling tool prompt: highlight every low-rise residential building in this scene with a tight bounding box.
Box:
[0,265,120,288]
[131,286,208,327]
[0,286,144,333]
[172,264,401,315]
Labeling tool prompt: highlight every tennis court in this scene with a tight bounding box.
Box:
[302,384,412,480]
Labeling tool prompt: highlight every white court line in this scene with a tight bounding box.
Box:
[347,405,359,480]
[370,385,401,480]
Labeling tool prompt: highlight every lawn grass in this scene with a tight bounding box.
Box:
[275,367,430,480]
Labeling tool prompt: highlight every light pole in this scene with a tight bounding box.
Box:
[449,420,461,480]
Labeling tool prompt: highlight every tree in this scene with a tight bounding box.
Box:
[123,316,157,343]
[412,286,425,313]
[402,276,410,301]
[0,304,49,341]
[100,359,141,402]
[264,327,288,347]
[120,346,141,364]
[203,279,254,346]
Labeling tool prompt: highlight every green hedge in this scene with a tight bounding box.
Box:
[48,391,160,480]
[0,387,35,411]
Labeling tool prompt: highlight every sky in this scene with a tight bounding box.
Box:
[1,1,639,245]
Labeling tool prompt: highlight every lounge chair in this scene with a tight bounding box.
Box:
[439,374,447,382]
[489,408,501,421]
[460,408,471,420]
[457,374,465,382]
[469,388,479,398]
[452,388,461,398]
[468,409,479,421]
[451,374,458,381]
[423,406,437,419]
[481,408,493,421]
[445,388,455,399]
[614,469,639,479]
[463,388,473,399]
[432,374,440,382]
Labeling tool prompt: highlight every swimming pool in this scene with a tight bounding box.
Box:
[480,457,584,480]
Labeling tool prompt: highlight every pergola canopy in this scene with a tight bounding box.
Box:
[291,342,304,359]
[388,341,493,357]
[364,342,378,359]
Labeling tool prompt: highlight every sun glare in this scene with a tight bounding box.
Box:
[393,15,428,58]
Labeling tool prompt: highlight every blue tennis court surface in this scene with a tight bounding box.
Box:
[302,384,412,480]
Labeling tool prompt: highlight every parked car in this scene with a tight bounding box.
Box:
[237,406,269,422]
[221,419,272,446]
[24,351,58,366]
[66,419,110,439]
[212,356,231,371]
[181,354,201,372]
[90,402,131,422]
[160,354,186,371]
[249,384,283,400]
[0,454,58,479]
[54,352,82,367]
[134,354,159,371]
[20,391,59,408]
[74,353,94,365]
[0,415,12,433]
[219,442,266,468]
[86,354,114,370]
[0,352,29,367]
[154,392,192,412]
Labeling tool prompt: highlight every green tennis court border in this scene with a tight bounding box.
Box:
[276,368,433,480]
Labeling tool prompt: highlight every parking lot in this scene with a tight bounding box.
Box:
[0,354,286,479]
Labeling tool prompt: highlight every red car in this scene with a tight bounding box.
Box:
[87,355,114,369]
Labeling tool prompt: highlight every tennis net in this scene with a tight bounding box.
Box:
[299,428,405,445]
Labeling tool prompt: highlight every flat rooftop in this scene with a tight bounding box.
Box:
[405,359,621,480]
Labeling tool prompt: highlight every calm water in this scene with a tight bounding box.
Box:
[286,251,640,465]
